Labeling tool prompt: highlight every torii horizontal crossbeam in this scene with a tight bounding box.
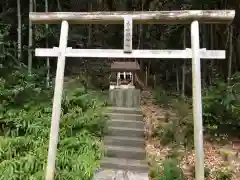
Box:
[29,10,235,24]
[35,48,225,59]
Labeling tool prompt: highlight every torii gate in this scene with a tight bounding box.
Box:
[29,10,235,180]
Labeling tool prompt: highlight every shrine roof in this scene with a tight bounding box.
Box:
[110,61,140,71]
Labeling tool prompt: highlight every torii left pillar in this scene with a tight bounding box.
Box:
[45,20,69,180]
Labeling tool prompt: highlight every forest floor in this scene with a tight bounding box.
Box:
[141,90,240,180]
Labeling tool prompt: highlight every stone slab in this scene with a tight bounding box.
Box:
[93,169,149,180]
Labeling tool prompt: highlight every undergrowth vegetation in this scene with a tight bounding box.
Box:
[151,72,240,179]
[202,73,240,135]
[0,69,108,180]
[153,72,240,147]
[152,88,194,148]
[149,159,185,180]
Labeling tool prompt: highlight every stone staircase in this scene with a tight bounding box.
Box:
[101,107,148,172]
[94,89,149,180]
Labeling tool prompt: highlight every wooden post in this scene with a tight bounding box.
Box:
[191,20,204,180]
[45,20,69,180]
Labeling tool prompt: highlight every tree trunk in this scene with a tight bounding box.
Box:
[32,0,36,12]
[209,24,214,85]
[236,35,240,69]
[153,74,156,88]
[87,3,92,47]
[227,26,233,84]
[201,24,208,88]
[176,66,179,93]
[138,24,144,70]
[28,0,33,74]
[137,1,144,70]
[145,66,148,86]
[45,0,50,87]
[56,0,62,11]
[181,27,186,97]
[17,0,22,62]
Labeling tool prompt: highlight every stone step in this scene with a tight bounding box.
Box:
[107,106,142,115]
[108,113,143,121]
[105,145,146,159]
[93,169,149,180]
[108,126,144,138]
[101,157,148,173]
[104,136,145,148]
[108,119,144,129]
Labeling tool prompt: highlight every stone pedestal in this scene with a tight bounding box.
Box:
[109,89,140,108]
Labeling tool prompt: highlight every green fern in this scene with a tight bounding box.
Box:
[0,71,108,180]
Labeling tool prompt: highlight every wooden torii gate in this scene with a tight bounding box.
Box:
[29,10,235,180]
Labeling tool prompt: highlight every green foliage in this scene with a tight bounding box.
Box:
[155,159,185,180]
[215,168,233,180]
[0,71,108,179]
[153,87,173,108]
[154,73,240,145]
[87,61,111,91]
[149,161,161,178]
[203,73,240,134]
[153,88,193,148]
[156,116,193,148]
[204,167,211,179]
[190,166,211,179]
[0,69,51,108]
[156,121,177,146]
[149,159,185,180]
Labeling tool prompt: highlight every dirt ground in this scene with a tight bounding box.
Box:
[141,90,240,180]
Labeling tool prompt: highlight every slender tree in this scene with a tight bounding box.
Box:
[45,0,50,87]
[28,0,33,74]
[17,0,22,62]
